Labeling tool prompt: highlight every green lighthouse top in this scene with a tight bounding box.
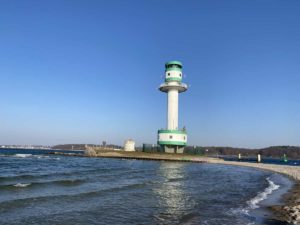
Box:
[165,61,183,71]
[165,61,182,68]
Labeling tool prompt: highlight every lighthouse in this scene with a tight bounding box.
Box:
[157,61,188,153]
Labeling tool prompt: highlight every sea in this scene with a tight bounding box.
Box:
[0,149,298,225]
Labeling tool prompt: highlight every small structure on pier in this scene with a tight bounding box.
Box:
[124,139,135,152]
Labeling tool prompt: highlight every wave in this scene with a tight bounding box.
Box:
[0,181,149,208]
[0,174,37,181]
[0,179,86,190]
[167,177,184,182]
[14,154,32,158]
[13,183,31,188]
[229,207,250,216]
[0,167,113,181]
[247,177,280,209]
[52,179,86,186]
[229,177,280,218]
[13,154,60,160]
[34,155,49,159]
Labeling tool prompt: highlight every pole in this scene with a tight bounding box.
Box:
[257,154,261,163]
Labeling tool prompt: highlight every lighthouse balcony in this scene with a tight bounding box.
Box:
[159,82,188,93]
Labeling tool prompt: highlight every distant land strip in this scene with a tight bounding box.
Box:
[52,144,300,159]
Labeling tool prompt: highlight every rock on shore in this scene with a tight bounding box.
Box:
[284,205,300,224]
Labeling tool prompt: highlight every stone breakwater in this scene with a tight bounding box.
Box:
[205,158,300,181]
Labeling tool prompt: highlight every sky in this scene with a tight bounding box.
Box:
[0,0,299,148]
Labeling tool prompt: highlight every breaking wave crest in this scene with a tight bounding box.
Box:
[14,154,32,158]
[13,183,31,188]
[229,177,281,217]
[247,177,280,209]
[0,179,86,190]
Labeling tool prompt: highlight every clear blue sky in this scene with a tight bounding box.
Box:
[0,0,299,148]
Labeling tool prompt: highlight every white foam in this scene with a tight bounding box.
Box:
[15,154,32,158]
[13,183,31,187]
[34,155,50,159]
[229,177,281,218]
[230,207,250,216]
[247,177,280,209]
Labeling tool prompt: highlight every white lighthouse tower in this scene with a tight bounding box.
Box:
[157,61,188,154]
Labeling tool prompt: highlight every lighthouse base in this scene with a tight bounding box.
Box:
[163,145,185,154]
[157,129,187,154]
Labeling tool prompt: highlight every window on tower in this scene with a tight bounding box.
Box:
[169,135,173,139]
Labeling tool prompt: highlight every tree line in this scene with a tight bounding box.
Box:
[184,145,300,159]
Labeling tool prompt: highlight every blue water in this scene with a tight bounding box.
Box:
[0,148,84,155]
[0,150,293,225]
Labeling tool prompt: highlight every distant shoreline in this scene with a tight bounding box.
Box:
[0,148,84,152]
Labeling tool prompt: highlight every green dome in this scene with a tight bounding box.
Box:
[165,60,183,68]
